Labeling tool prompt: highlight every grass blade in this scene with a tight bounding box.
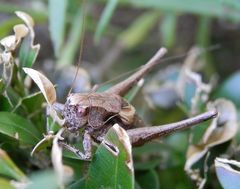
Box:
[94,0,119,43]
[48,0,67,57]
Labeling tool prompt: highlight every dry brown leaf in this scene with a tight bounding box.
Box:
[177,47,212,114]
[0,35,17,51]
[15,11,40,56]
[23,67,56,105]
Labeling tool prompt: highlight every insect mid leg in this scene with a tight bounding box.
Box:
[59,131,92,161]
[82,131,92,159]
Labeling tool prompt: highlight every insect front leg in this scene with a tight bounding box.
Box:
[60,131,92,161]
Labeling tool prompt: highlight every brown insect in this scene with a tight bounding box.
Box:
[51,48,217,161]
[62,49,167,132]
[37,0,217,160]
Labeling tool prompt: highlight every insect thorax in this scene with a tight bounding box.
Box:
[62,92,124,132]
[63,101,88,132]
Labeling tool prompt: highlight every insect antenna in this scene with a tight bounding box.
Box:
[68,0,87,96]
[97,44,221,89]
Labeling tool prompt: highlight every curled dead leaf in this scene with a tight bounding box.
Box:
[112,124,134,172]
[23,67,56,105]
[176,47,212,114]
[31,133,54,156]
[0,35,17,52]
[15,11,34,28]
[0,24,28,52]
[0,52,14,90]
[185,99,238,187]
[215,158,240,189]
[144,47,212,112]
[15,11,40,68]
[0,11,36,93]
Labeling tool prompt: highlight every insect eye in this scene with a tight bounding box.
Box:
[77,106,87,116]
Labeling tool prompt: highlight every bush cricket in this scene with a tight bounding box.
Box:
[21,1,218,160]
[43,47,218,161]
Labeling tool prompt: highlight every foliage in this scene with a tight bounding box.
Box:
[0,1,240,189]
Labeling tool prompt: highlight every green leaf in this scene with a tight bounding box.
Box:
[0,177,15,189]
[63,158,86,180]
[196,16,211,47]
[0,80,4,94]
[160,12,177,48]
[68,178,85,189]
[119,11,160,49]
[18,33,40,69]
[136,169,160,189]
[134,158,161,170]
[130,0,240,22]
[26,170,58,189]
[94,0,119,43]
[0,95,12,111]
[0,149,26,181]
[0,17,21,39]
[48,0,67,57]
[85,124,134,189]
[13,91,44,112]
[0,112,41,145]
[31,134,54,156]
[11,92,45,133]
[46,116,61,133]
